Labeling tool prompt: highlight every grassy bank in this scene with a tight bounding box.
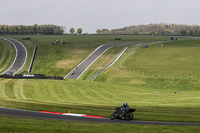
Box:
[1,116,200,133]
[1,78,200,123]
[95,39,200,84]
[0,38,16,73]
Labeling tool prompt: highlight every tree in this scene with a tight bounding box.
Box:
[102,29,110,34]
[54,29,63,35]
[188,29,194,35]
[180,30,187,35]
[193,26,199,35]
[0,26,5,34]
[77,28,82,35]
[0,24,64,35]
[69,28,75,34]
[33,24,38,34]
[96,29,101,34]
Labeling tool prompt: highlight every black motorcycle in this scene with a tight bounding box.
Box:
[110,107,135,120]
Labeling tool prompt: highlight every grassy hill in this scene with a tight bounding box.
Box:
[95,39,200,84]
[1,35,200,132]
[11,35,170,76]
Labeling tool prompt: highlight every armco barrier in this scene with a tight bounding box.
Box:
[0,74,63,80]
[28,45,37,74]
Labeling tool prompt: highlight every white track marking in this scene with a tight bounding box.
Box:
[13,38,27,74]
[2,38,27,75]
[2,38,18,74]
[63,113,86,117]
[64,45,104,79]
[76,46,113,80]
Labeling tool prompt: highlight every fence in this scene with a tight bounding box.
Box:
[0,74,63,80]
[28,45,37,74]
[120,68,198,80]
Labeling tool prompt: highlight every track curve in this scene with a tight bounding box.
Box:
[2,37,27,75]
[0,107,200,126]
[65,43,127,79]
[64,41,168,80]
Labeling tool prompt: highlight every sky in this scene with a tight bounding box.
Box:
[0,0,200,33]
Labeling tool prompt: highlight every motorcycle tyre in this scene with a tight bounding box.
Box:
[125,112,133,120]
[110,113,116,120]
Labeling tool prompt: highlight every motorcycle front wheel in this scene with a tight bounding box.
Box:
[110,113,116,120]
[125,112,133,120]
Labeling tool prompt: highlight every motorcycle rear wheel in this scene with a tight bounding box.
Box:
[125,112,133,120]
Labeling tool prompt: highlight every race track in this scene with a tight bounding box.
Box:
[64,41,167,80]
[0,107,200,126]
[65,43,126,79]
[1,39,199,126]
[2,37,27,75]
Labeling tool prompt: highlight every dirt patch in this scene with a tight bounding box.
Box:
[56,59,82,69]
[70,49,88,57]
[56,49,88,69]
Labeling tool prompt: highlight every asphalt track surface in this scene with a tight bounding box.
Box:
[1,107,200,126]
[2,37,27,74]
[65,43,126,79]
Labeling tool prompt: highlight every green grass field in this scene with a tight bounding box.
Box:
[11,35,170,76]
[0,38,16,73]
[1,116,200,133]
[94,39,200,88]
[1,35,200,132]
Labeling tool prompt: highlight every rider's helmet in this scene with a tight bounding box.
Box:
[123,102,127,106]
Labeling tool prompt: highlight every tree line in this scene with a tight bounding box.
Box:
[0,24,64,35]
[96,23,200,36]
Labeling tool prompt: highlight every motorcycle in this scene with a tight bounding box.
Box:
[110,107,135,120]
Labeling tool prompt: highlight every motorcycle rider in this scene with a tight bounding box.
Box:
[120,102,129,118]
